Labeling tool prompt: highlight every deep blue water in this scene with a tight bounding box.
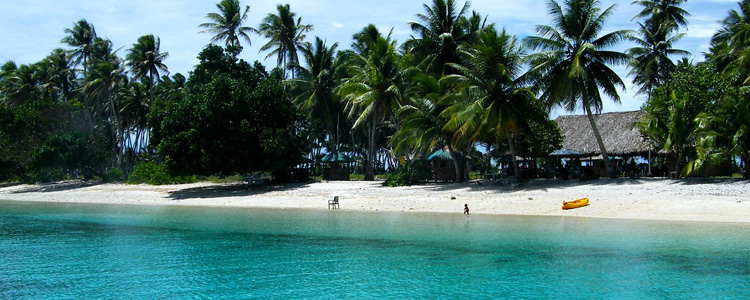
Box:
[1,200,749,299]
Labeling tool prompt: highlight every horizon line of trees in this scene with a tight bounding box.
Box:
[1,0,749,184]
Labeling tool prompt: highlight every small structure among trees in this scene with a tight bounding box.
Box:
[321,151,355,181]
[426,149,469,182]
[554,111,652,177]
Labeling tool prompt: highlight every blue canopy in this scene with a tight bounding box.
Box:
[426,149,466,161]
[549,149,581,156]
[321,151,355,163]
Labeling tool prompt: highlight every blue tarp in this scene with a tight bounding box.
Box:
[321,151,355,163]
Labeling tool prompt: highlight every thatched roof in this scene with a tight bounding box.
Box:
[554,110,650,156]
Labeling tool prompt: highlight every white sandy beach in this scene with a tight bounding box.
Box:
[1,178,748,223]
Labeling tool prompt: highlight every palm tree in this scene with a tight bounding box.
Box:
[443,27,535,181]
[627,21,689,96]
[338,30,407,180]
[4,63,41,106]
[403,0,475,76]
[352,25,390,55]
[289,37,342,150]
[119,81,151,169]
[199,0,256,53]
[259,4,313,78]
[392,71,467,180]
[61,19,97,75]
[41,49,76,103]
[711,0,750,85]
[86,57,128,161]
[125,34,169,107]
[61,19,99,129]
[631,0,690,32]
[525,0,631,178]
[639,92,700,177]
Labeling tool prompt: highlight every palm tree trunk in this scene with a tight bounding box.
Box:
[365,108,376,180]
[584,104,616,178]
[505,127,522,180]
[446,143,463,182]
[485,143,492,179]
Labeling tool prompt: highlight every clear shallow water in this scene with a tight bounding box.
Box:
[1,201,749,299]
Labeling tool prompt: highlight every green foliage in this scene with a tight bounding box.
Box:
[150,45,304,180]
[32,131,107,173]
[383,160,432,187]
[525,0,631,178]
[639,62,737,176]
[101,168,126,182]
[127,162,197,185]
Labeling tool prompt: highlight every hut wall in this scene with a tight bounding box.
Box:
[323,165,350,181]
[432,160,455,182]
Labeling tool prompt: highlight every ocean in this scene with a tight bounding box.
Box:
[1,200,749,299]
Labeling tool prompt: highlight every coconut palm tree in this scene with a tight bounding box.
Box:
[125,34,169,107]
[199,0,255,53]
[352,25,389,56]
[403,0,474,76]
[443,26,536,181]
[40,49,76,103]
[4,63,41,106]
[524,0,631,178]
[119,81,150,160]
[86,56,128,161]
[338,30,407,180]
[391,71,469,181]
[711,0,750,85]
[61,19,97,75]
[258,4,313,78]
[627,21,689,96]
[289,37,342,150]
[631,0,690,32]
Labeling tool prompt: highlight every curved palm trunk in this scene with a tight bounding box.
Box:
[365,107,376,181]
[504,127,522,180]
[446,143,463,183]
[584,104,616,178]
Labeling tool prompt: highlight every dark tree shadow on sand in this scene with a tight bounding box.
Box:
[167,181,315,200]
[9,181,104,194]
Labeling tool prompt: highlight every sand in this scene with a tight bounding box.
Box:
[1,178,748,223]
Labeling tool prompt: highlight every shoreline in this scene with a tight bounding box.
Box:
[0,178,749,223]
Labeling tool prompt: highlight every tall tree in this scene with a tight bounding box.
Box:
[61,19,97,75]
[259,4,313,78]
[125,34,169,107]
[289,37,342,150]
[627,21,689,96]
[338,29,407,180]
[525,0,631,178]
[403,0,475,76]
[443,27,535,181]
[199,0,256,53]
[628,0,689,97]
[85,56,128,162]
[391,71,462,180]
[631,0,690,32]
[711,0,750,85]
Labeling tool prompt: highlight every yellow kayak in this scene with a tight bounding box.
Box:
[562,198,589,210]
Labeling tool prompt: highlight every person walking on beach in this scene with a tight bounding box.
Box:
[464,204,470,215]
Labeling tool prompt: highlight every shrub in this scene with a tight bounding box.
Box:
[101,168,126,183]
[383,160,431,187]
[127,162,197,185]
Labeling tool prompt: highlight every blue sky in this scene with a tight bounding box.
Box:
[0,0,739,116]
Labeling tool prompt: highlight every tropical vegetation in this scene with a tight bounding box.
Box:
[1,0,749,185]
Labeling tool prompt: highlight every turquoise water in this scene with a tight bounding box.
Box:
[1,201,749,299]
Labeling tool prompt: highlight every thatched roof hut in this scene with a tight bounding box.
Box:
[554,110,651,156]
